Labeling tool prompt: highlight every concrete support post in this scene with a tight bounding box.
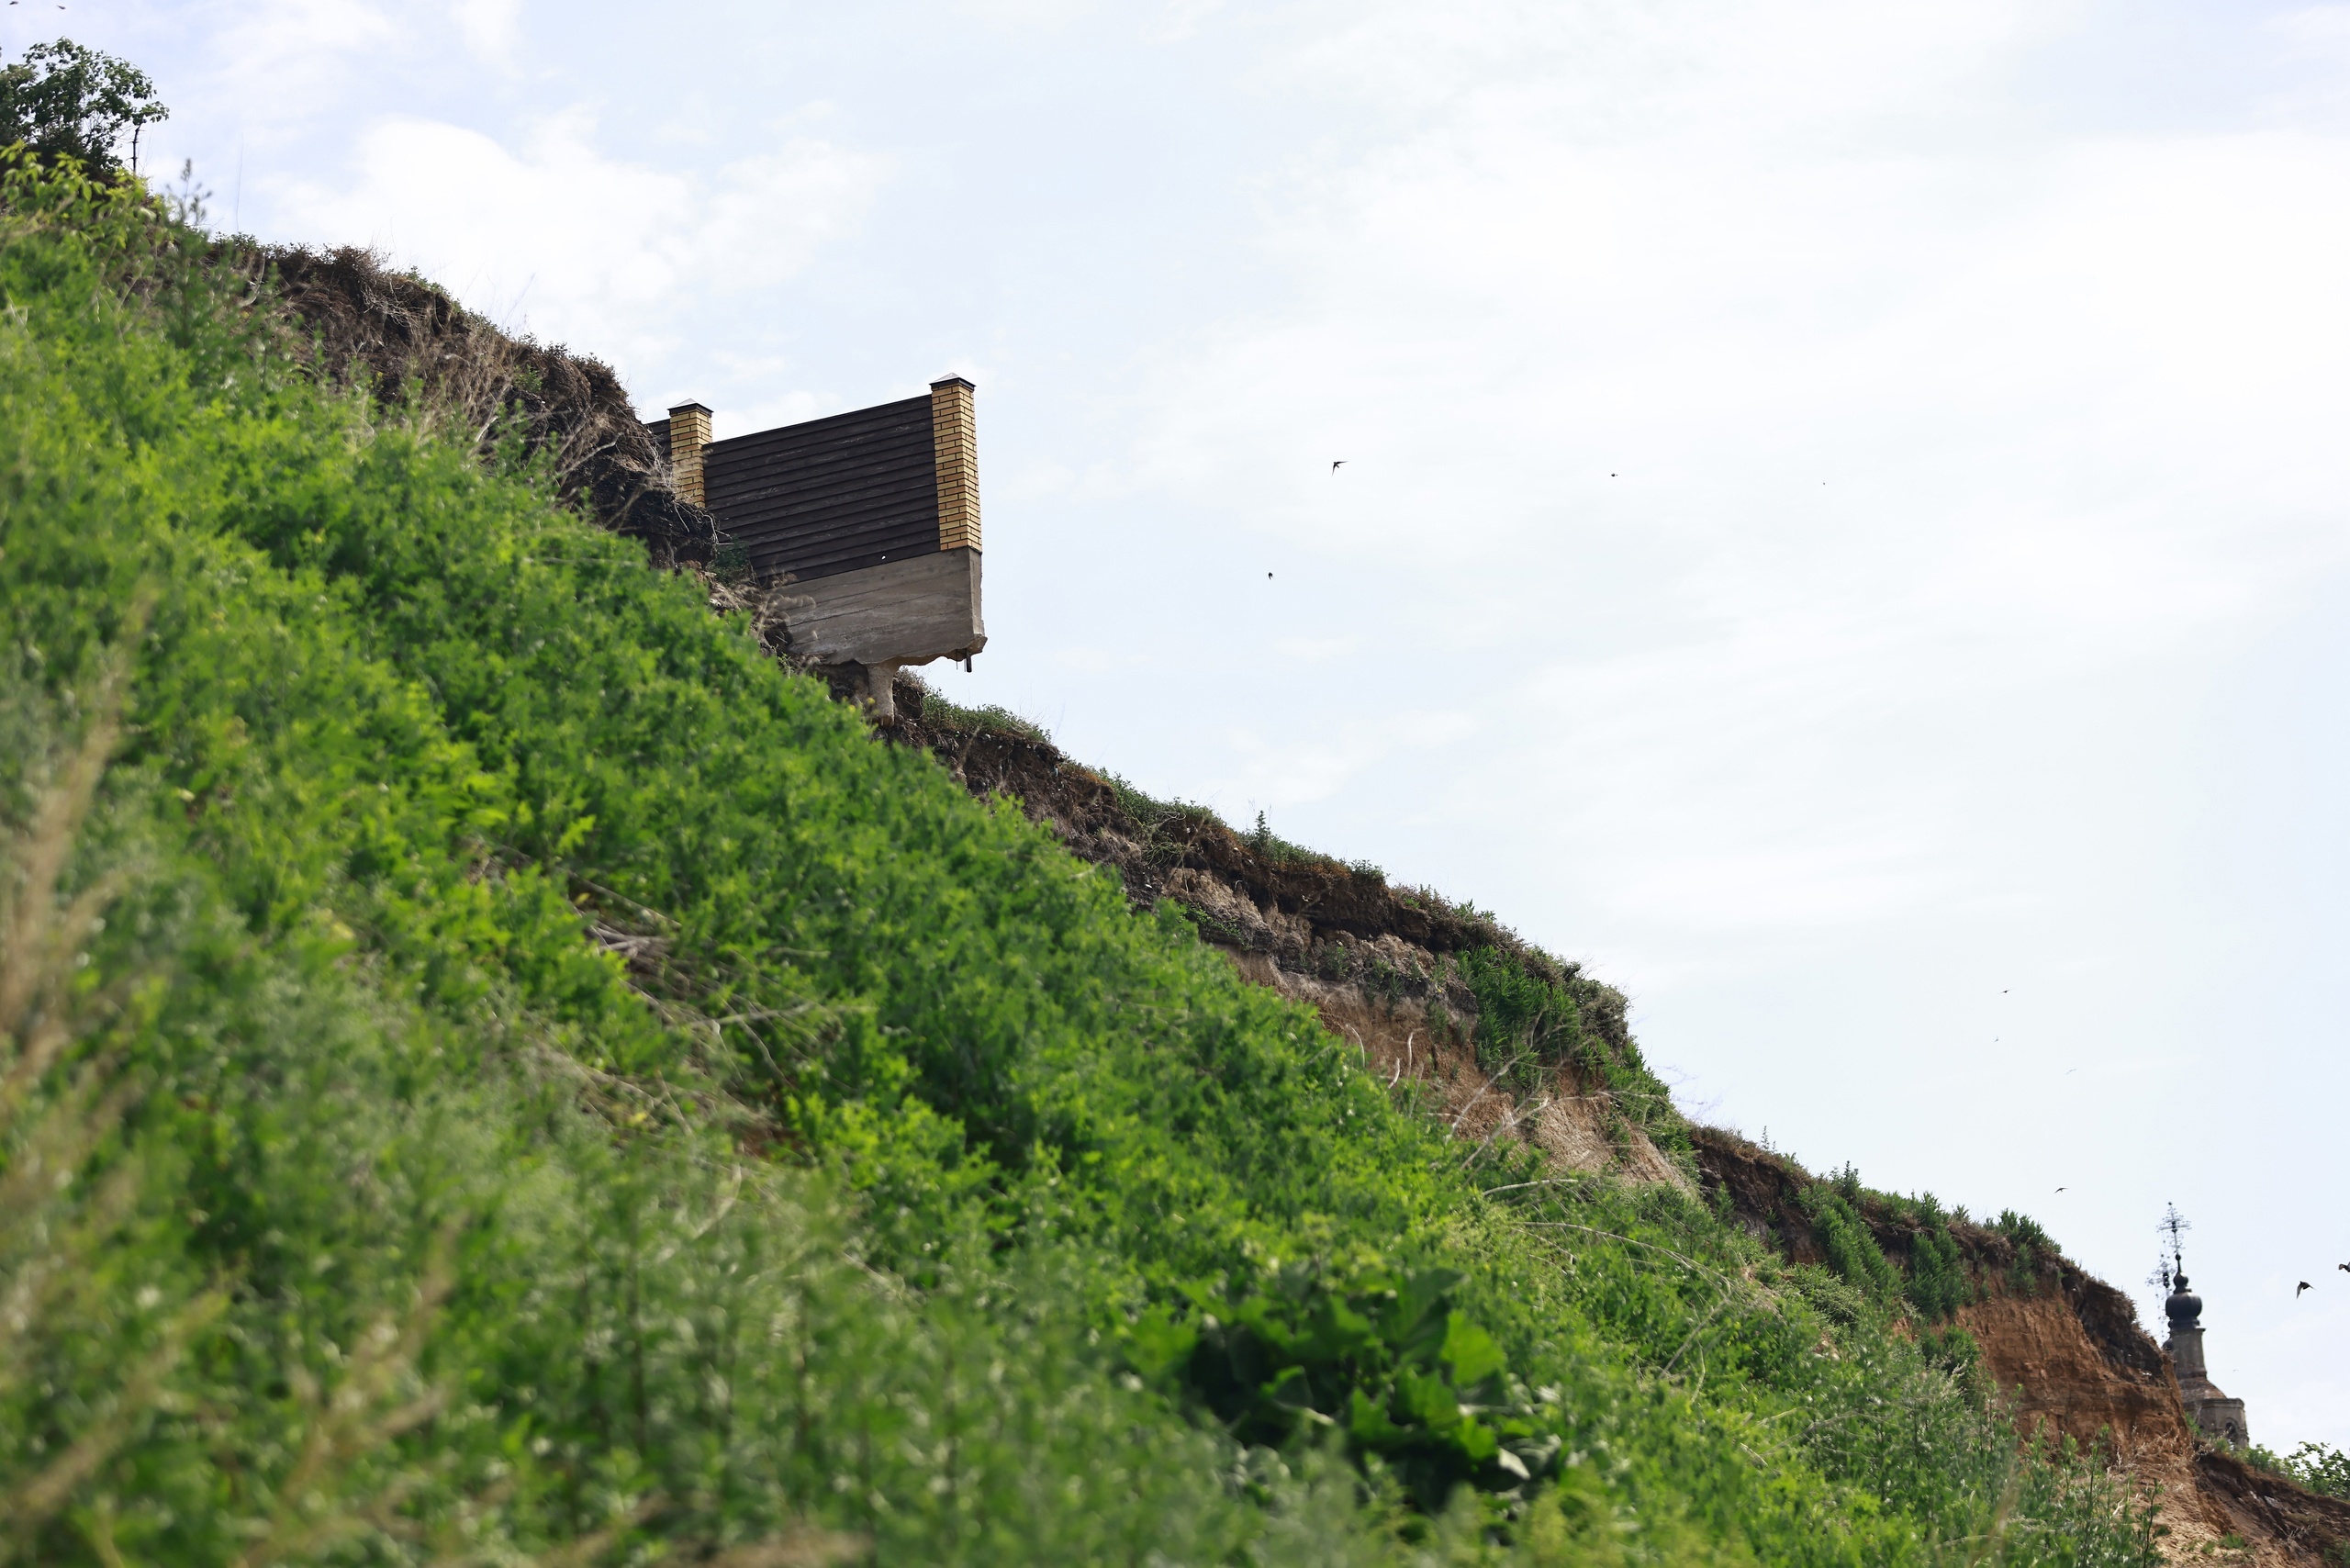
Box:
[864,661,901,722]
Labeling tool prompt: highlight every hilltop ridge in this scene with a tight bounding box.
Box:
[3,158,2334,1563]
[251,218,2347,1568]
[883,681,2349,1566]
[263,215,2350,1568]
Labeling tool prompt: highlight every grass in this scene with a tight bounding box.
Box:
[0,150,2171,1565]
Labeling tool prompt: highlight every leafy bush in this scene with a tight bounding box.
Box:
[0,39,165,172]
[1904,1193,1973,1323]
[917,689,1053,745]
[1917,1325,1985,1397]
[1452,947,1682,1161]
[1995,1211,2054,1296]
[2247,1441,2350,1502]
[1800,1183,1902,1306]
[1905,1222,1973,1322]
[1128,1263,1561,1513]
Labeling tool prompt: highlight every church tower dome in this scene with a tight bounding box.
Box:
[2156,1215,2248,1449]
[2164,1273,2203,1331]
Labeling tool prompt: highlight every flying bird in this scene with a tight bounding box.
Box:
[2299,1282,2313,1297]
[2338,1262,2349,1275]
[2054,1187,2065,1193]
[1330,461,1346,474]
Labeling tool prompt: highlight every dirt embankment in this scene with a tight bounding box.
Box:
[240,250,1672,1193]
[234,242,719,567]
[246,226,2348,1564]
[1694,1126,2350,1566]
[861,683,2350,1560]
[883,679,1687,1186]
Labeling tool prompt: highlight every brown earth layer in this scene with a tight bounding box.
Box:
[237,242,719,566]
[876,684,2346,1566]
[1692,1127,2346,1566]
[880,677,1687,1185]
[759,613,2350,1565]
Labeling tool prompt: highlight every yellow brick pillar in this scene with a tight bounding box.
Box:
[667,401,712,509]
[930,377,980,552]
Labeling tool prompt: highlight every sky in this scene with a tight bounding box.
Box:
[23,0,2350,1449]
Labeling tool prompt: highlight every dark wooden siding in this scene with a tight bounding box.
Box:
[699,396,939,584]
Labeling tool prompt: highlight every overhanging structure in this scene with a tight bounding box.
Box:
[649,377,986,717]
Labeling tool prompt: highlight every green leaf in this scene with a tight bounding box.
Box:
[1439,1310,1505,1390]
[1348,1388,1408,1447]
[1124,1305,1198,1384]
[1395,1367,1460,1429]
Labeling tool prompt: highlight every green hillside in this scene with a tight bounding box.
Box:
[0,155,2161,1564]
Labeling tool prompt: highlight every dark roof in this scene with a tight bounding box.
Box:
[699,395,940,584]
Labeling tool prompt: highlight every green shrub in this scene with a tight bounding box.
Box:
[1449,950,1687,1161]
[1995,1211,2053,1296]
[1128,1262,1561,1514]
[1799,1184,1902,1306]
[1905,1204,1973,1323]
[0,39,166,171]
[2255,1441,2350,1502]
[919,689,1052,744]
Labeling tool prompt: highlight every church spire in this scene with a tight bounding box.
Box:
[2156,1204,2248,1448]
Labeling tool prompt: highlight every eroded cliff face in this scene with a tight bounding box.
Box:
[1951,1293,2350,1564]
[1225,951,1691,1189]
[879,682,2344,1563]
[886,680,1686,1187]
[1694,1127,2350,1567]
[1958,1288,2183,1464]
[242,243,720,566]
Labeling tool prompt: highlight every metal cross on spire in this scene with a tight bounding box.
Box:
[2157,1203,2192,1290]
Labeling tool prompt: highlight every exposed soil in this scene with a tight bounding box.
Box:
[229,248,1673,1190]
[1227,950,1690,1189]
[881,676,1688,1186]
[2192,1450,2350,1567]
[1692,1126,2347,1566]
[230,242,719,567]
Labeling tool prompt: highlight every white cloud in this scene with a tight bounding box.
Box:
[1146,0,1229,44]
[1211,706,1479,811]
[952,0,1099,30]
[1116,1,2350,943]
[449,0,524,62]
[270,109,888,382]
[204,0,401,131]
[1271,634,1359,662]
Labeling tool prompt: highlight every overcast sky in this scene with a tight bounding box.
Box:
[29,0,2350,1448]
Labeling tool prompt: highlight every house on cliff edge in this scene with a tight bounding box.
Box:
[649,377,986,720]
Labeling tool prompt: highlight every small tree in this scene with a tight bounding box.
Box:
[0,40,167,174]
